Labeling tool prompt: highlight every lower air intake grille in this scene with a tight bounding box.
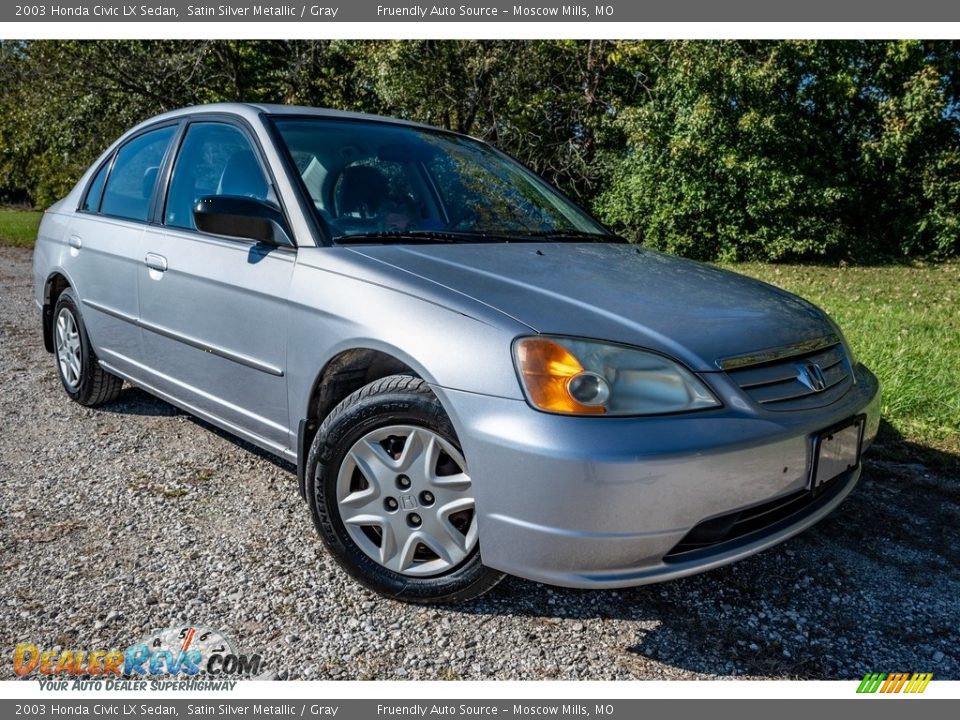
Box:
[663,472,847,561]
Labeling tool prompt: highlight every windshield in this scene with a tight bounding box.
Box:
[271,117,611,243]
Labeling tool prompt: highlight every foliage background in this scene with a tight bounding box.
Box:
[1,40,958,262]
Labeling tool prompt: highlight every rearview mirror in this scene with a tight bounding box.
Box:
[377,142,439,163]
[193,195,294,247]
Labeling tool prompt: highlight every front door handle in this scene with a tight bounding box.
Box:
[144,253,168,272]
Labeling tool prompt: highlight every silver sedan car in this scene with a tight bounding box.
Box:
[33,103,880,603]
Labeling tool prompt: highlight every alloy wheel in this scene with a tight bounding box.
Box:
[55,308,82,389]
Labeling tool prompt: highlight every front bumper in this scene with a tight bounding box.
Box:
[435,365,880,589]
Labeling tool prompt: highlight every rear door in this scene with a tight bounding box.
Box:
[137,118,294,451]
[68,124,177,375]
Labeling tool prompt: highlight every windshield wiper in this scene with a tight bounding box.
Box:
[334,229,623,245]
[513,229,621,242]
[335,230,485,245]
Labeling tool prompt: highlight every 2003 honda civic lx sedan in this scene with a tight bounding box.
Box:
[33,103,880,603]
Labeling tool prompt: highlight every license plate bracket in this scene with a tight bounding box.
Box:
[810,416,865,492]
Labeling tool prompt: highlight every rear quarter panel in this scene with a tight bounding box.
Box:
[32,208,74,308]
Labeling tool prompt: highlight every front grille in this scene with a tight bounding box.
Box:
[723,339,853,411]
[663,472,847,561]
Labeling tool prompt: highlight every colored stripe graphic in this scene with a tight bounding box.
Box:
[857,673,886,693]
[857,672,932,694]
[881,673,898,692]
[905,673,933,693]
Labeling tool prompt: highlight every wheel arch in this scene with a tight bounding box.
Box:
[42,271,73,353]
[296,346,427,499]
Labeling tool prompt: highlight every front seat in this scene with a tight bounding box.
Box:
[337,165,388,219]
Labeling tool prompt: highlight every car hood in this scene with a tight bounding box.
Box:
[346,242,834,372]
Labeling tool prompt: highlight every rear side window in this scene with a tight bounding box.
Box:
[81,161,110,213]
[164,122,272,230]
[100,125,175,222]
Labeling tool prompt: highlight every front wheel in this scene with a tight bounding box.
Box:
[306,375,504,604]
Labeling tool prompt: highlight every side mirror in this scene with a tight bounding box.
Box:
[193,195,294,247]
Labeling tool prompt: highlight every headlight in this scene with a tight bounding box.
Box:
[512,336,721,416]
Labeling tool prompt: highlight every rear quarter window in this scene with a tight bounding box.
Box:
[81,160,110,213]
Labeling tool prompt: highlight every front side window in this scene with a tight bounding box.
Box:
[273,117,609,242]
[99,125,175,222]
[164,122,272,230]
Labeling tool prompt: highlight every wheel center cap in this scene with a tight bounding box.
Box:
[399,494,418,510]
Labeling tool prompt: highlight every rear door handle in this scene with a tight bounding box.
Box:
[144,253,168,272]
[68,235,82,249]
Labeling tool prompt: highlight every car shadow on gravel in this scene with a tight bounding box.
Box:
[97,386,181,417]
[96,386,297,472]
[457,422,960,680]
[186,415,297,473]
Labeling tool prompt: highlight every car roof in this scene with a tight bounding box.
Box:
[136,102,452,135]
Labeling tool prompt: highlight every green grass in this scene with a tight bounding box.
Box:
[727,261,960,457]
[0,207,43,248]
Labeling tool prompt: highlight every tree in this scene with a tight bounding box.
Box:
[1,40,957,262]
[596,40,960,261]
[0,40,375,205]
[364,40,645,203]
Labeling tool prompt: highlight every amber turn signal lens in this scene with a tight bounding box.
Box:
[515,338,606,415]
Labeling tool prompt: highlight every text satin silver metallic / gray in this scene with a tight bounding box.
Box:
[32,103,880,603]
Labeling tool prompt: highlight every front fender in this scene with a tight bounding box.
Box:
[285,257,529,449]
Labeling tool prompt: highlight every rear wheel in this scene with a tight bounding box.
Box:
[53,288,123,407]
[306,375,504,603]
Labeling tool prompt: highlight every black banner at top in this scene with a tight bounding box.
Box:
[3,0,960,23]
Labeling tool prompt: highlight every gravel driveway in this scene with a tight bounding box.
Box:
[2,245,958,681]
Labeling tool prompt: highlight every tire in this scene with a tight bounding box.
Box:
[52,288,123,407]
[306,374,504,604]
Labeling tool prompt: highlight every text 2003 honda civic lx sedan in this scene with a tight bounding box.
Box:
[33,103,880,603]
